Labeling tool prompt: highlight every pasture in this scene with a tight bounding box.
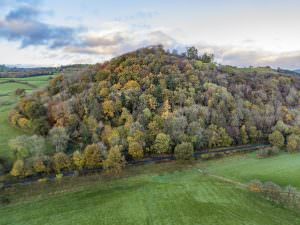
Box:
[206,152,300,188]
[0,75,52,161]
[1,153,300,225]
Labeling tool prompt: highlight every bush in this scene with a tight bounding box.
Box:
[56,173,63,180]
[10,159,25,177]
[151,133,171,154]
[263,181,282,201]
[83,144,104,168]
[256,147,279,158]
[38,178,48,183]
[201,153,215,160]
[174,142,194,161]
[268,130,284,149]
[128,141,144,159]
[72,150,85,170]
[287,134,300,153]
[248,180,263,192]
[103,145,125,176]
[248,180,299,207]
[52,152,71,173]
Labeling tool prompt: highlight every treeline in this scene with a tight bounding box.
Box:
[4,45,300,177]
[0,64,89,78]
[248,180,300,208]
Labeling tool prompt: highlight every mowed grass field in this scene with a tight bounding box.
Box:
[1,153,300,225]
[0,75,53,161]
[206,152,300,188]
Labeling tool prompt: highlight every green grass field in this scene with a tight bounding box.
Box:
[1,153,300,225]
[0,75,53,161]
[205,152,300,188]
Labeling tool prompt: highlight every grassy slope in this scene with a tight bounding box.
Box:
[0,75,52,161]
[206,152,300,188]
[1,155,300,225]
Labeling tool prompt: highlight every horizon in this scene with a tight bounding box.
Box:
[0,0,300,69]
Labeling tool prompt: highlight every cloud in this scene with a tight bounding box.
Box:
[63,30,178,57]
[194,44,300,69]
[0,0,43,7]
[5,5,40,21]
[114,10,159,22]
[0,5,82,49]
[82,32,126,47]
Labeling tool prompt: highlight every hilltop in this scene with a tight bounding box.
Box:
[3,45,300,177]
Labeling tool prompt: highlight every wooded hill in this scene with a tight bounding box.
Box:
[6,45,300,177]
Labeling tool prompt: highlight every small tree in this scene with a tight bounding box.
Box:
[103,145,125,176]
[249,126,260,143]
[49,127,69,152]
[29,135,46,156]
[83,144,104,168]
[52,152,71,173]
[240,125,249,144]
[186,47,198,60]
[268,130,284,149]
[151,133,171,154]
[248,180,263,192]
[174,142,194,161]
[128,141,144,159]
[200,53,214,63]
[33,156,47,174]
[287,134,300,153]
[72,150,85,170]
[10,159,25,177]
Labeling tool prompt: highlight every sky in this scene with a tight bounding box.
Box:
[0,0,300,69]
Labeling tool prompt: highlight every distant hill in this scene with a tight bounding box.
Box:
[0,64,89,78]
[294,69,300,74]
[276,68,300,77]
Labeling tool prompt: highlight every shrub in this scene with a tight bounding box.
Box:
[33,157,48,174]
[72,150,85,170]
[10,159,25,177]
[52,152,71,173]
[49,127,69,152]
[256,147,279,158]
[263,181,282,202]
[151,133,171,154]
[38,178,48,183]
[248,180,263,192]
[103,145,125,176]
[56,173,63,180]
[287,134,300,153]
[83,144,104,168]
[201,153,215,160]
[268,130,284,149]
[174,142,194,161]
[201,153,210,160]
[128,141,144,159]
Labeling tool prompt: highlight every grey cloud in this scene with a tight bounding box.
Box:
[64,30,178,57]
[0,6,82,49]
[194,43,300,69]
[6,5,40,21]
[82,33,126,47]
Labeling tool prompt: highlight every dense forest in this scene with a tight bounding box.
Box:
[5,45,300,177]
